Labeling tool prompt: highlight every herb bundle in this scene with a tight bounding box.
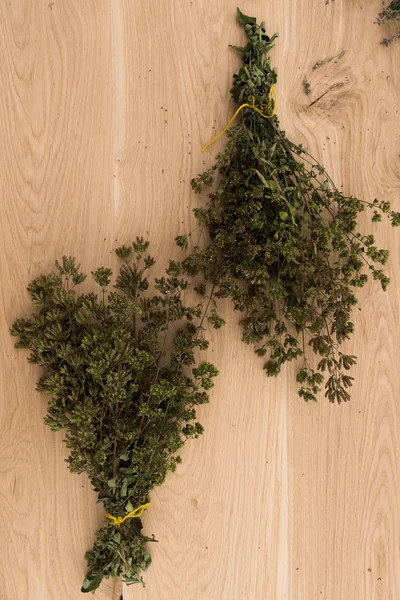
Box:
[177,9,400,403]
[376,1,400,45]
[11,239,217,593]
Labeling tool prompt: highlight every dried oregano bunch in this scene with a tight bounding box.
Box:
[376,1,400,45]
[11,238,217,593]
[177,9,400,404]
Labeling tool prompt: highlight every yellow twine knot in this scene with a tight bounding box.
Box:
[105,502,151,527]
[201,86,277,153]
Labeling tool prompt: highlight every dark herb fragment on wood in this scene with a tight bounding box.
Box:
[376,1,400,45]
[303,77,312,95]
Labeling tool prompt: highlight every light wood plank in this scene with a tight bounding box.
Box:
[0,1,399,599]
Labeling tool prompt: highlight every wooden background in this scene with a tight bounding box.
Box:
[1,1,400,598]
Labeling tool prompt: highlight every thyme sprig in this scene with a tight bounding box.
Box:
[178,9,400,403]
[11,239,218,592]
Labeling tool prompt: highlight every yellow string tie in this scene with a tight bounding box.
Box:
[201,86,277,153]
[105,502,152,527]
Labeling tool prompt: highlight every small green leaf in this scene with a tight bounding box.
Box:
[81,574,104,593]
[255,169,278,192]
[113,531,121,544]
[82,579,91,590]
[143,551,152,571]
[237,7,257,26]
[279,211,288,221]
[121,477,128,498]
[230,45,247,54]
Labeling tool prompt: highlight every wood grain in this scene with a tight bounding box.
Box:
[0,1,399,598]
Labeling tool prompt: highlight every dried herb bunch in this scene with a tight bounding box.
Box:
[376,0,400,45]
[177,9,400,404]
[11,239,217,593]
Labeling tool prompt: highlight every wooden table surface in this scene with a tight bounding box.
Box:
[1,1,400,598]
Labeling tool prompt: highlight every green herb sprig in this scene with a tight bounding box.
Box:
[11,239,218,593]
[177,9,400,404]
[312,50,345,70]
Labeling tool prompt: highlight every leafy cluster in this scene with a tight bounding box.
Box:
[11,239,217,593]
[376,0,400,45]
[178,9,400,403]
